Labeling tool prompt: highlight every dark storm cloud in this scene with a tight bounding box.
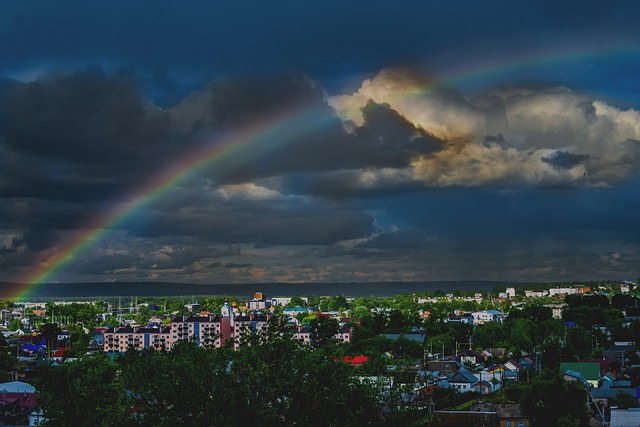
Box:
[71,252,140,275]
[356,230,432,249]
[0,67,177,203]
[2,67,170,162]
[173,77,444,185]
[14,228,61,252]
[133,203,376,247]
[0,237,21,255]
[354,100,445,163]
[541,151,590,170]
[0,0,638,285]
[223,263,253,269]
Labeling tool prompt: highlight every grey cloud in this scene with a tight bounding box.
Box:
[134,204,376,247]
[72,252,140,275]
[541,151,590,170]
[357,230,432,249]
[223,263,253,268]
[2,66,171,164]
[16,228,61,252]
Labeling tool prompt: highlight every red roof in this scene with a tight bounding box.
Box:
[0,393,38,410]
[342,355,369,365]
[53,347,69,357]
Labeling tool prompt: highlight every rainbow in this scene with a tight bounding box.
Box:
[349,42,640,105]
[9,100,331,299]
[8,42,637,299]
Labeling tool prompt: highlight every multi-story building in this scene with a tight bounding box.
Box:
[170,314,232,348]
[103,304,350,352]
[548,287,590,296]
[103,326,172,352]
[233,315,269,349]
[471,310,505,325]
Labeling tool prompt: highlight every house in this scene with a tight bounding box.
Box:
[563,370,591,388]
[470,402,530,427]
[590,387,637,408]
[610,408,640,427]
[445,313,473,324]
[427,360,461,375]
[604,343,638,364]
[342,355,369,366]
[449,369,479,393]
[456,350,485,365]
[560,362,601,388]
[0,381,38,425]
[472,380,492,395]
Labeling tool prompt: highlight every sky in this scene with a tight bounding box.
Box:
[0,0,639,288]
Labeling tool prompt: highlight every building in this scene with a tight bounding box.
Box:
[248,292,271,311]
[610,408,640,427]
[543,303,567,319]
[103,326,172,352]
[560,362,601,388]
[233,315,269,349]
[471,310,505,325]
[446,313,473,324]
[548,287,590,296]
[170,314,232,348]
[524,290,548,298]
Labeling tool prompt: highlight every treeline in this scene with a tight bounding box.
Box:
[36,328,429,427]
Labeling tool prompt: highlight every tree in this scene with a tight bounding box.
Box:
[8,318,22,331]
[231,330,380,426]
[119,341,235,426]
[309,315,339,348]
[614,390,640,409]
[519,369,589,426]
[286,296,307,308]
[40,322,61,358]
[37,354,132,426]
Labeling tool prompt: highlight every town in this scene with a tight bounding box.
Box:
[1,280,639,426]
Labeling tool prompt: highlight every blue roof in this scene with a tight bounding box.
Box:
[563,370,590,388]
[451,370,479,383]
[591,388,636,399]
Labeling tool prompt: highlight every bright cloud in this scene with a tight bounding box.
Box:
[330,68,640,188]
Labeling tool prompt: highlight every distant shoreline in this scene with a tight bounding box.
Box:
[0,280,538,300]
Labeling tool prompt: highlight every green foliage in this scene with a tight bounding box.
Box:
[37,353,132,426]
[47,302,105,329]
[8,317,22,331]
[286,296,307,308]
[519,369,589,426]
[0,346,17,378]
[309,315,339,348]
[38,332,394,427]
[614,390,640,409]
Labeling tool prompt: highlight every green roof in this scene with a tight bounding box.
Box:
[560,362,600,380]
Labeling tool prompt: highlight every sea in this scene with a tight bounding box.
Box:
[0,280,535,300]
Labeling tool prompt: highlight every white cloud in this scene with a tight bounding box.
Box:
[329,68,640,188]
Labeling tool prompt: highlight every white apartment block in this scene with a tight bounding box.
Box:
[471,310,505,325]
[548,287,589,296]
